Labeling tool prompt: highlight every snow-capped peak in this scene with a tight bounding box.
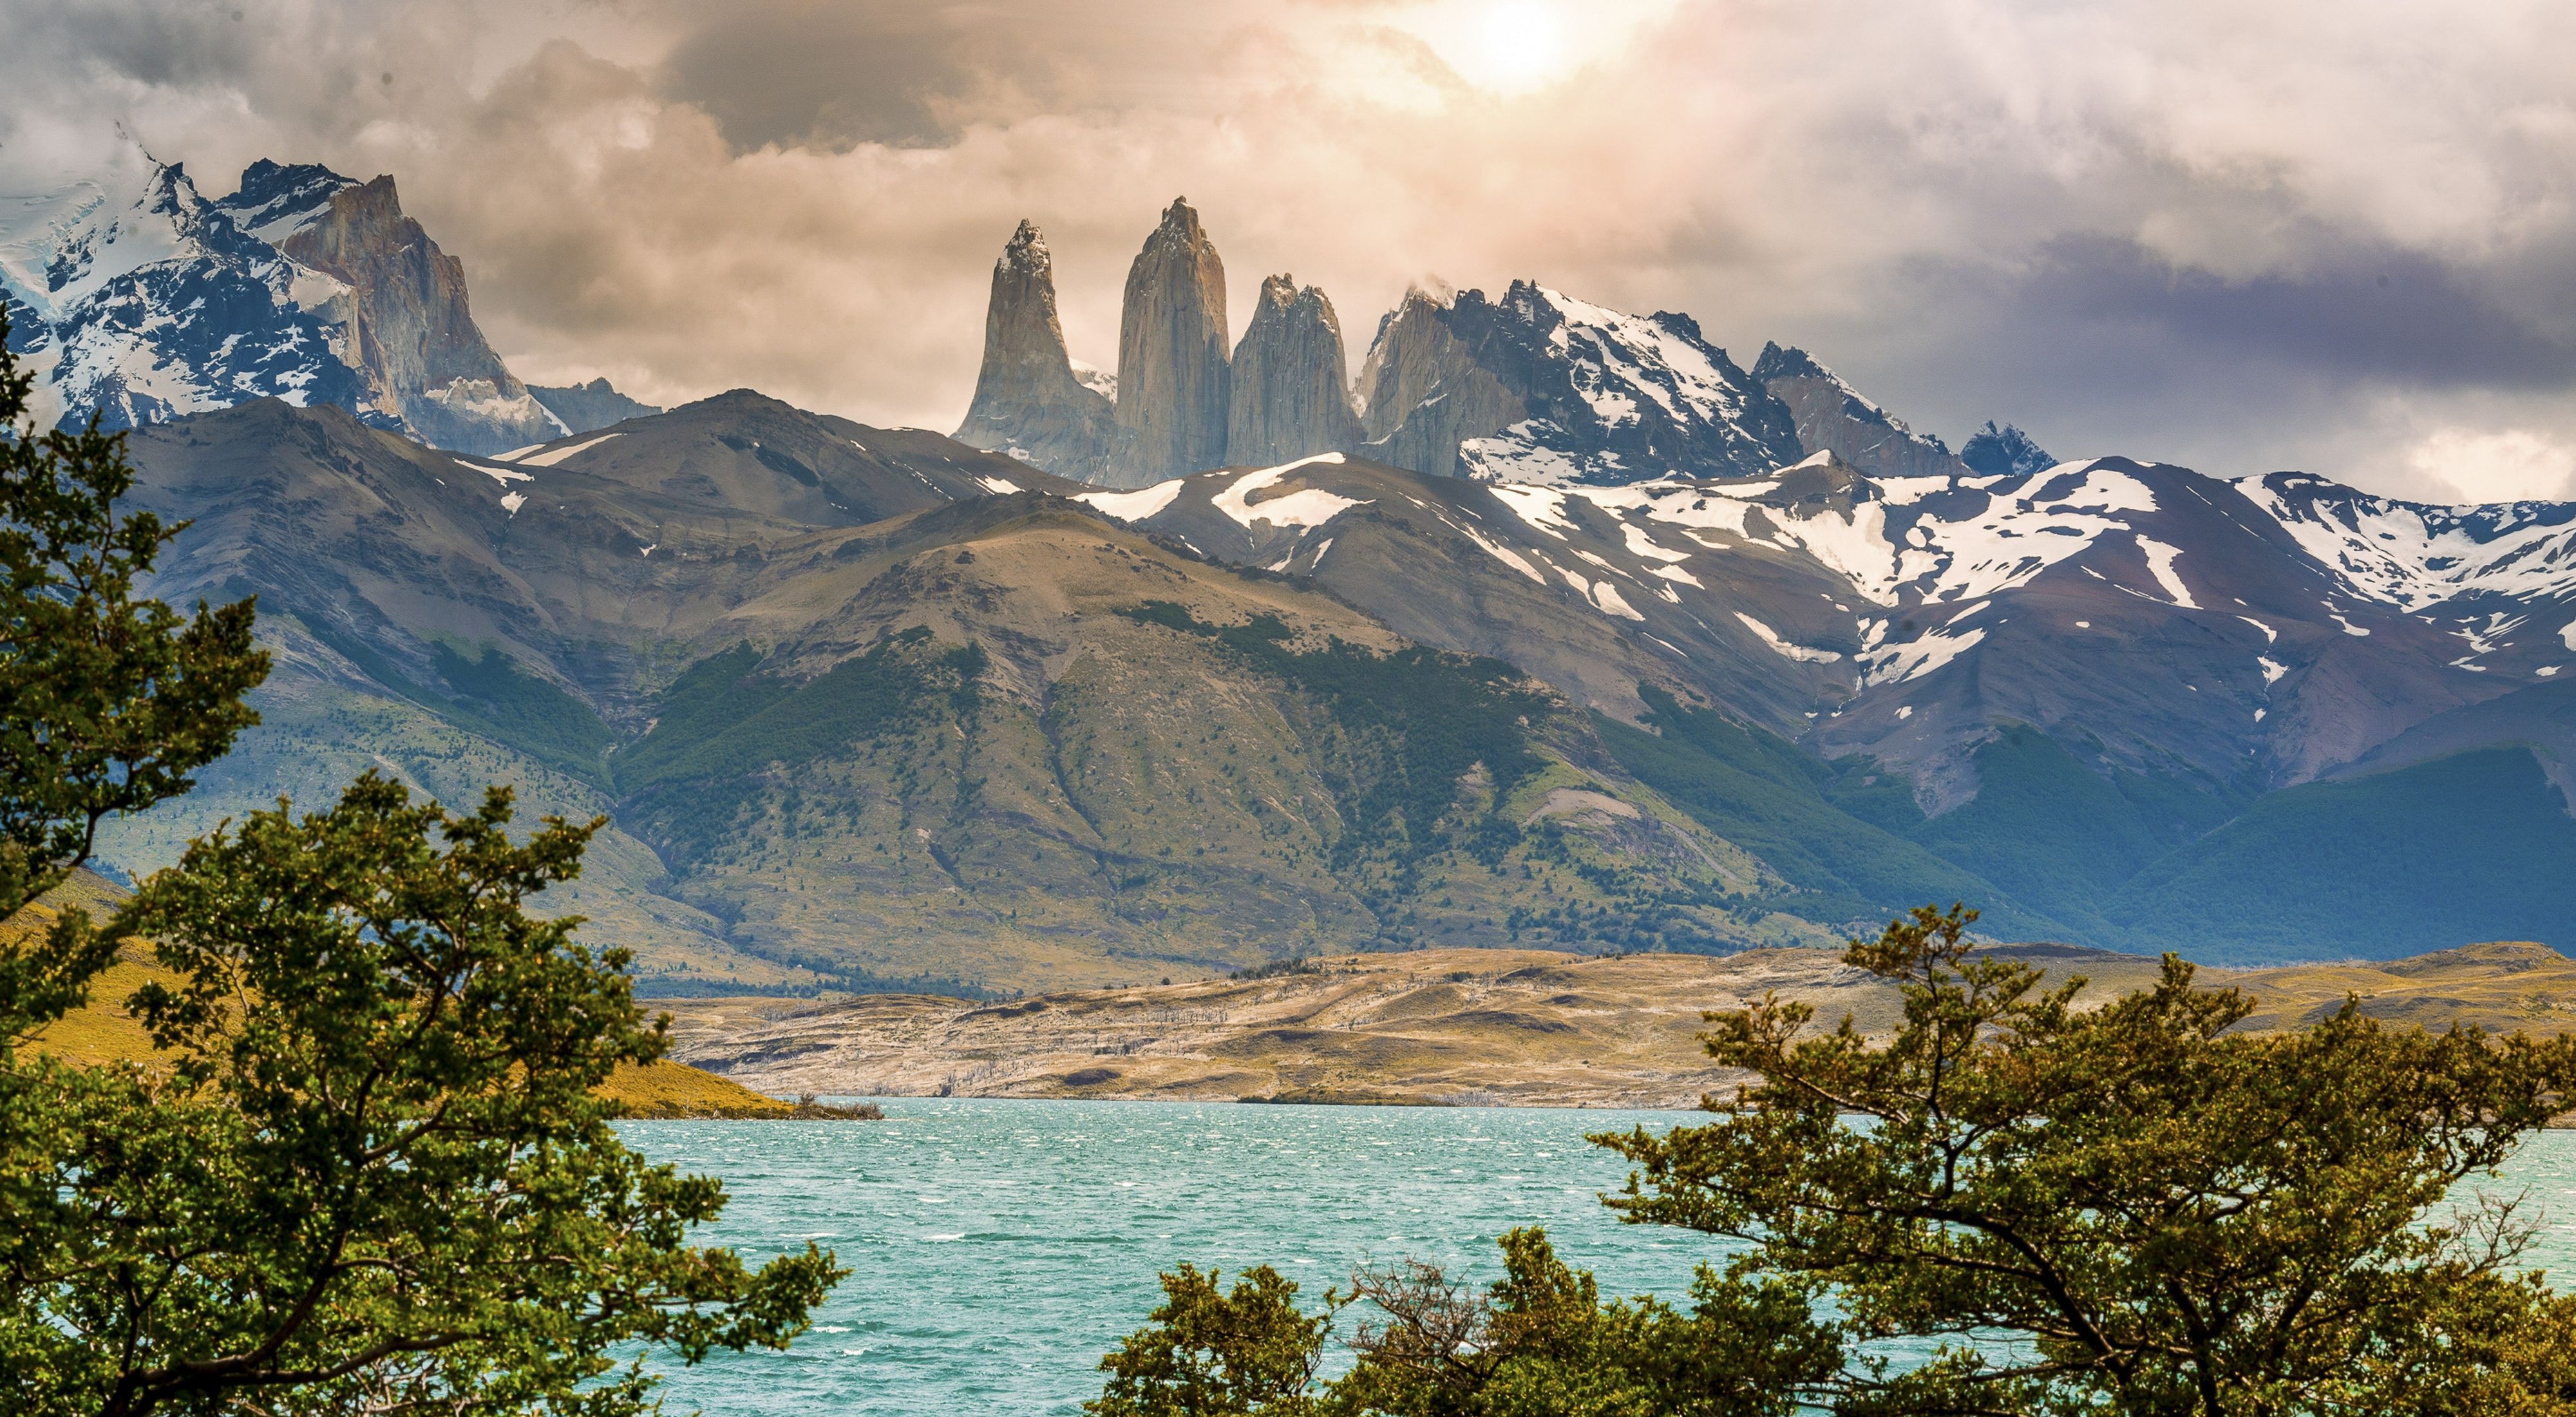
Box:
[1361,279,1800,487]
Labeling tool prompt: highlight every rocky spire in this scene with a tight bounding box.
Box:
[275,173,565,452]
[952,219,1115,480]
[1105,198,1229,488]
[1226,274,1362,467]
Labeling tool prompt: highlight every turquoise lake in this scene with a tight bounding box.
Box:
[624,1101,2576,1416]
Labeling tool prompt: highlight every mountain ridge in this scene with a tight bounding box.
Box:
[100,388,2576,980]
[0,141,651,453]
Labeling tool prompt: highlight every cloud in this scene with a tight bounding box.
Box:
[2,0,2572,500]
[2408,427,2576,504]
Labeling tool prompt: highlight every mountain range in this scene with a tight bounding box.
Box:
[0,140,658,452]
[35,151,2572,994]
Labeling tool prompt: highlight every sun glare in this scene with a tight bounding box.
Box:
[1459,1,1575,93]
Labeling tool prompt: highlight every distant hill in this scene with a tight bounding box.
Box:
[655,940,2576,1108]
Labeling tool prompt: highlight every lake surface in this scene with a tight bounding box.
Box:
[624,1100,2576,1417]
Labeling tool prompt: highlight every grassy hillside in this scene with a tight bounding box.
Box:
[1596,692,2055,938]
[602,546,1820,991]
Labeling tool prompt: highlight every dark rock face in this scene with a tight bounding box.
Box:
[1354,282,1801,484]
[1226,274,1361,466]
[1750,342,1966,480]
[272,174,563,453]
[952,220,1115,480]
[529,378,663,435]
[1106,198,1229,488]
[1960,421,2057,477]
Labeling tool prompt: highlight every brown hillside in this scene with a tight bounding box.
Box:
[663,940,2576,1110]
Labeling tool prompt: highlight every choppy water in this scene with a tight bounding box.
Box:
[623,1101,2576,1416]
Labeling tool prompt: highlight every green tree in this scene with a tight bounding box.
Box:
[0,319,842,1414]
[1097,904,2576,1416]
[1602,903,2576,1416]
[1094,1263,1343,1417]
[1090,1228,1839,1417]
[0,316,266,1042]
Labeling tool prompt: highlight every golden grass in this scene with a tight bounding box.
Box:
[11,871,800,1120]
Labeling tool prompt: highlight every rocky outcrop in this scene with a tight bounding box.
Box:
[273,173,563,453]
[1960,421,2057,477]
[530,377,663,436]
[1751,342,1967,480]
[952,220,1115,480]
[1352,288,1526,479]
[1226,274,1362,466]
[1105,199,1229,488]
[1356,282,1801,484]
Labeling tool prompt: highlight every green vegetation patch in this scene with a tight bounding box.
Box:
[2107,746,2576,962]
[1904,724,2249,936]
[617,633,986,862]
[290,613,615,787]
[1117,602,1551,871]
[1598,689,2039,936]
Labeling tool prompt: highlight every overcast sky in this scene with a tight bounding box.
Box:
[6,0,2573,501]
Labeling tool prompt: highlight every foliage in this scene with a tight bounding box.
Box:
[1904,726,2248,937]
[1089,1229,1840,1417]
[2105,745,2576,962]
[289,614,616,791]
[616,634,985,861]
[0,325,840,1416]
[1100,901,2576,1415]
[1231,955,1323,982]
[3,779,842,1414]
[1093,1264,1343,1417]
[0,317,267,1040]
[428,642,618,786]
[1600,902,2576,1415]
[1596,692,2027,935]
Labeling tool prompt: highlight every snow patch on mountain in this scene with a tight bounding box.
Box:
[1439,515,1546,583]
[1488,483,1577,539]
[513,432,621,468]
[1587,580,1645,620]
[1735,612,1842,663]
[2136,537,2197,608]
[1211,453,1368,530]
[1077,480,1186,521]
[1861,619,1987,685]
[2237,472,2576,608]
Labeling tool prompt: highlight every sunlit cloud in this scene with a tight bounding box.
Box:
[0,0,2570,500]
[2409,428,2576,504]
